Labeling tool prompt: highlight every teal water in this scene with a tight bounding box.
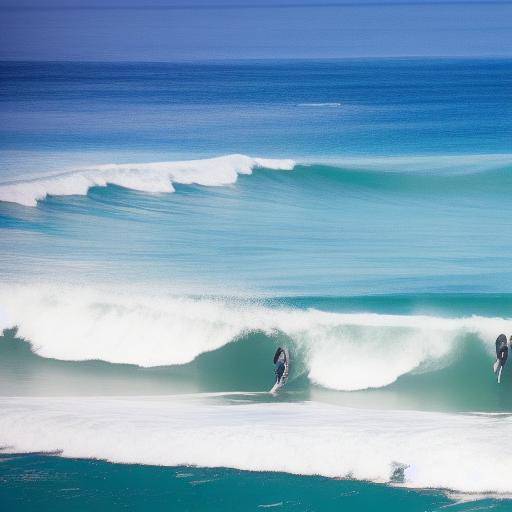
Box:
[1,59,512,507]
[3,453,507,512]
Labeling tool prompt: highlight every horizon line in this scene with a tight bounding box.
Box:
[2,0,512,10]
[1,55,512,63]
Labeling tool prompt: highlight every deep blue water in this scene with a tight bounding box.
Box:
[1,59,511,158]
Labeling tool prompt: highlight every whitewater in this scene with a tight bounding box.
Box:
[2,396,512,494]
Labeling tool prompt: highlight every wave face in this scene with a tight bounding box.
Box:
[2,396,512,494]
[2,154,512,297]
[1,285,510,392]
[0,154,295,207]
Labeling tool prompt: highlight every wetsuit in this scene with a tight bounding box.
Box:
[496,334,508,366]
[273,348,286,382]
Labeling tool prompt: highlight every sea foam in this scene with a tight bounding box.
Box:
[1,284,509,391]
[0,154,295,207]
[1,396,511,494]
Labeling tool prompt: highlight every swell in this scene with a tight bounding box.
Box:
[1,284,510,393]
[1,152,511,208]
[299,157,512,196]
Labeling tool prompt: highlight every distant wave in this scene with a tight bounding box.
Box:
[1,284,509,391]
[0,154,296,207]
[297,102,341,107]
[2,396,512,494]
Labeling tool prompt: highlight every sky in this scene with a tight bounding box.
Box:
[0,0,511,60]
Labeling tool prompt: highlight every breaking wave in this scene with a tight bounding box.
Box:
[1,152,512,208]
[1,284,509,391]
[0,154,295,207]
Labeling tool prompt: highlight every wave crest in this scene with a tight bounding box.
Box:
[0,154,295,207]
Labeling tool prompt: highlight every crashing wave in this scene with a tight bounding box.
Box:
[0,154,296,207]
[1,284,509,391]
[2,152,512,208]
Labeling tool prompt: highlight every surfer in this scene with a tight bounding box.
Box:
[274,347,287,382]
[494,334,508,383]
[271,347,289,394]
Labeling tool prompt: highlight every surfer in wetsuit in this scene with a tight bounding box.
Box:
[273,347,287,384]
[494,334,508,383]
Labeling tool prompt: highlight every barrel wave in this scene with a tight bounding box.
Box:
[2,285,511,404]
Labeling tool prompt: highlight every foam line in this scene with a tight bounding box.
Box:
[0,154,295,207]
[1,396,511,494]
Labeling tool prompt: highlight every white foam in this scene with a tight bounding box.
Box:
[0,154,295,207]
[1,396,511,494]
[1,284,509,390]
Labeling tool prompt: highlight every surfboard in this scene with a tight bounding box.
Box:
[270,348,290,395]
[493,359,504,383]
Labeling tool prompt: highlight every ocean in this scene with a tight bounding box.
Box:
[1,59,512,510]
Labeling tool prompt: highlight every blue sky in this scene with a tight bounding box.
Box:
[0,1,511,60]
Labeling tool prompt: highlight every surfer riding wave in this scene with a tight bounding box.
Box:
[494,334,509,383]
[271,347,289,394]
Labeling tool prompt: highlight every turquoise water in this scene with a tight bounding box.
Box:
[1,59,512,508]
[3,453,508,512]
